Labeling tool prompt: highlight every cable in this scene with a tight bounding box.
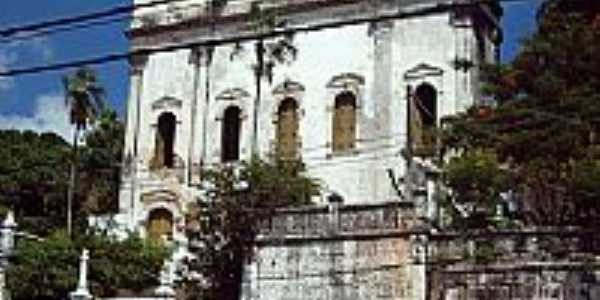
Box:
[0,15,131,45]
[0,0,527,77]
[0,0,191,38]
[0,0,258,45]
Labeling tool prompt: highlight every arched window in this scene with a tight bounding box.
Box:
[415,83,437,126]
[413,83,437,154]
[332,92,357,152]
[155,112,176,168]
[276,98,299,159]
[147,208,173,241]
[222,106,241,162]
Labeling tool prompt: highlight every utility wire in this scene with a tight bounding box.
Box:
[0,0,528,77]
[0,15,131,45]
[0,0,258,44]
[0,0,191,38]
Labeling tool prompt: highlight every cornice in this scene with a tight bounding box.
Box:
[127,0,366,39]
[126,0,503,51]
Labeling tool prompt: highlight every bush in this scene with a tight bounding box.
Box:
[7,231,169,300]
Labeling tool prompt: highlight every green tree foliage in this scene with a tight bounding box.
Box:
[184,158,319,300]
[63,67,105,132]
[0,130,70,235]
[79,110,125,215]
[7,231,168,300]
[0,110,124,236]
[441,0,600,228]
[444,150,511,229]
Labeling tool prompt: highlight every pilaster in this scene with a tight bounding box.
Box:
[122,54,148,223]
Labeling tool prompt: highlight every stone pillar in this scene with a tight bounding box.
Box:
[124,54,148,229]
[187,47,204,185]
[409,232,428,300]
[125,54,148,167]
[70,249,92,300]
[199,47,214,175]
[327,193,342,234]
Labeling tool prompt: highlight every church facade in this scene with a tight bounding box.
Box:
[112,0,502,298]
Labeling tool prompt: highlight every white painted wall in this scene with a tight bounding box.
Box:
[118,0,500,240]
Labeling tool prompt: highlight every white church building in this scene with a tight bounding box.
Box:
[103,1,501,297]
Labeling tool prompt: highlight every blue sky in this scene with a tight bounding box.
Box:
[0,0,542,139]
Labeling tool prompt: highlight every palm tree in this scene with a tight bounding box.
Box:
[63,67,105,236]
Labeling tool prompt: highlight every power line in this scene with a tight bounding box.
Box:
[0,0,526,77]
[0,0,257,45]
[0,0,190,38]
[0,15,131,45]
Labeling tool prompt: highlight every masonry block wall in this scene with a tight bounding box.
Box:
[241,202,428,300]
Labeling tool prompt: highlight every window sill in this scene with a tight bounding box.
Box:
[326,149,360,159]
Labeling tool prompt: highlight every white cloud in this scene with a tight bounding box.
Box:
[0,36,54,92]
[0,93,73,141]
[29,36,54,62]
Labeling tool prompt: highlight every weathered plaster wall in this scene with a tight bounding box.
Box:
[106,1,504,298]
[117,0,501,252]
[243,239,413,300]
[241,202,426,300]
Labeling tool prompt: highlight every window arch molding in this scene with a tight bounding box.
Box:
[414,82,438,127]
[149,96,183,168]
[139,189,184,240]
[214,88,250,121]
[326,73,365,103]
[149,109,182,169]
[273,97,301,160]
[213,88,251,163]
[403,63,444,157]
[403,62,444,126]
[220,105,243,162]
[331,91,358,154]
[151,95,183,111]
[271,79,305,118]
[269,80,305,158]
[149,96,184,125]
[326,73,365,156]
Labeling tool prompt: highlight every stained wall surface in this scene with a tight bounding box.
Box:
[241,202,426,300]
[113,0,501,263]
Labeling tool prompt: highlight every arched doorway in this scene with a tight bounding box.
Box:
[276,98,299,159]
[222,106,241,162]
[156,112,176,168]
[332,92,357,153]
[146,208,173,241]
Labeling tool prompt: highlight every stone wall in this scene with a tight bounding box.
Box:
[428,231,600,300]
[241,201,427,300]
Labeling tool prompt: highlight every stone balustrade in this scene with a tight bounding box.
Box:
[255,201,417,243]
